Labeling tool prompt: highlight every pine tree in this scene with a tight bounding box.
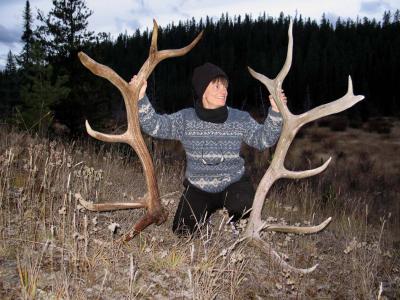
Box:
[19,42,70,133]
[35,0,94,130]
[5,51,17,76]
[1,51,20,119]
[36,0,94,61]
[382,10,392,26]
[19,0,34,68]
[394,10,400,23]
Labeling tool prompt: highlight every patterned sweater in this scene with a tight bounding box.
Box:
[138,95,283,193]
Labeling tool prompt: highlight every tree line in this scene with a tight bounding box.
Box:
[1,0,399,135]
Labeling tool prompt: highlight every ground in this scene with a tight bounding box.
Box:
[0,118,399,299]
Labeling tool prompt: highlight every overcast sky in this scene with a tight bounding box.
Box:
[0,0,399,69]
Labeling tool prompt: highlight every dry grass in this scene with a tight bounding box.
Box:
[0,121,399,299]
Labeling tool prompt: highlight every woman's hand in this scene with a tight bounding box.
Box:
[129,75,147,99]
[268,89,287,113]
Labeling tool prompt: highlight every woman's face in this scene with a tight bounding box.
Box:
[202,78,228,109]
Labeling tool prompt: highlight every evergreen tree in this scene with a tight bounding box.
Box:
[19,0,34,68]
[35,0,94,130]
[382,10,391,26]
[0,51,20,120]
[36,0,94,60]
[19,42,70,133]
[5,51,17,75]
[394,9,400,23]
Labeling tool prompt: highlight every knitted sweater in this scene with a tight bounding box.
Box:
[138,95,283,193]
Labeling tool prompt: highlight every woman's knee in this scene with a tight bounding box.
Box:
[226,205,251,222]
[171,193,210,235]
[224,177,254,221]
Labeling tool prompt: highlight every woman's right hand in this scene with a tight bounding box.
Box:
[129,75,147,99]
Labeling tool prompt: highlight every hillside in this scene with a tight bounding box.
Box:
[0,119,399,299]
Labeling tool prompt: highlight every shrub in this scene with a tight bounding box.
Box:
[329,116,348,131]
[365,117,393,134]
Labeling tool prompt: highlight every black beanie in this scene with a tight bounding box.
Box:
[191,62,228,100]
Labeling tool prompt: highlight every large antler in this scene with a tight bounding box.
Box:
[244,20,364,273]
[78,20,203,242]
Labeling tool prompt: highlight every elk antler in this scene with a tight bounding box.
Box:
[244,20,364,273]
[78,20,203,242]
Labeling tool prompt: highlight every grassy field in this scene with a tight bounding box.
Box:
[0,118,399,299]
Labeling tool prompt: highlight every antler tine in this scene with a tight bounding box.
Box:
[247,67,291,120]
[251,238,318,274]
[248,19,293,119]
[76,193,145,212]
[275,19,294,88]
[247,66,275,96]
[78,52,125,85]
[78,52,129,98]
[262,217,332,234]
[296,76,365,127]
[150,19,159,53]
[157,32,203,61]
[85,120,127,143]
[282,157,332,179]
[78,52,132,141]
[136,20,204,82]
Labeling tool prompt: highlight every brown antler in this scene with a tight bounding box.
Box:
[244,20,364,273]
[78,20,203,242]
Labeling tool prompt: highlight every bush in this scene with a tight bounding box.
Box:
[329,116,348,131]
[317,116,349,131]
[365,117,393,134]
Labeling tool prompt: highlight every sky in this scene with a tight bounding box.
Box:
[0,0,399,69]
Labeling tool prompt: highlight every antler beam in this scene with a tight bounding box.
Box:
[78,20,203,242]
[245,20,364,273]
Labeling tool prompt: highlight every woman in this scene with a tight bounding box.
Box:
[131,62,286,235]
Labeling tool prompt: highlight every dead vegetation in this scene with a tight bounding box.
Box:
[0,121,399,299]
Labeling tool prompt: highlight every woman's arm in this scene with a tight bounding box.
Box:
[131,75,185,140]
[242,109,283,150]
[242,90,286,150]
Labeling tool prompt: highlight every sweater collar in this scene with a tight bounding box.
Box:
[194,100,228,123]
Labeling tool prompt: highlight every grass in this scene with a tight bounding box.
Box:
[0,120,399,299]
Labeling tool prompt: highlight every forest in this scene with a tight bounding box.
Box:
[0,0,399,135]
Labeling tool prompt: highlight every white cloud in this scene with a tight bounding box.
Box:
[0,24,21,44]
[360,0,392,14]
[1,0,400,69]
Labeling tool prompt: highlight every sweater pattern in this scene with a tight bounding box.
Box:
[138,95,283,193]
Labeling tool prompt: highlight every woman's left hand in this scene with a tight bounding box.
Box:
[269,89,287,112]
[129,75,147,99]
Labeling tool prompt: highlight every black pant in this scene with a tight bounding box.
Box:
[172,176,255,235]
